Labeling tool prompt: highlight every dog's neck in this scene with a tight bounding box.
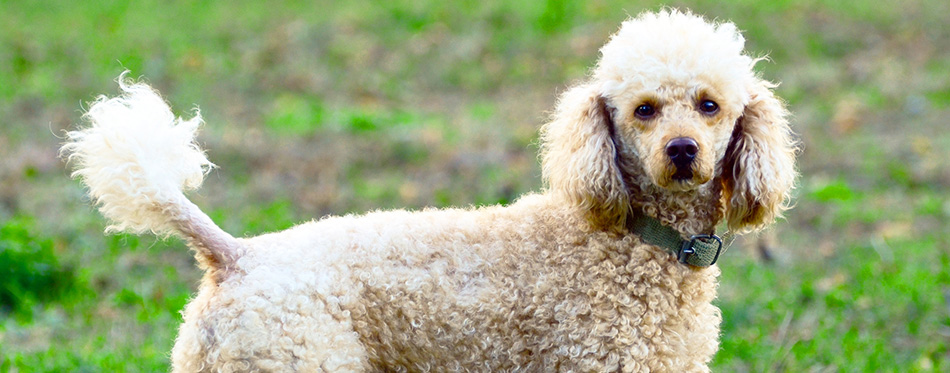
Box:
[623,169,724,238]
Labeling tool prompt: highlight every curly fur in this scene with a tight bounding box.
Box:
[63,9,797,372]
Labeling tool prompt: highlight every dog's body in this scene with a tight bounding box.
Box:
[64,10,796,372]
[175,197,719,371]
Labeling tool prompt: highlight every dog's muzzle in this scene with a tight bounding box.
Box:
[666,137,698,180]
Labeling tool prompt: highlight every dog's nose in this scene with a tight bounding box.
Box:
[666,137,698,170]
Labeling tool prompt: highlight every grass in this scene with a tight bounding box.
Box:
[2,0,950,371]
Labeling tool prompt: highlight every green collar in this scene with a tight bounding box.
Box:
[627,212,724,267]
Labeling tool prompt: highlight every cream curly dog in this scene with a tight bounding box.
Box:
[64,10,797,372]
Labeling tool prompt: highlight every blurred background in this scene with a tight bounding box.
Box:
[2,0,949,371]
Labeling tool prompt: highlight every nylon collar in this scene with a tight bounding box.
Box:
[627,212,723,267]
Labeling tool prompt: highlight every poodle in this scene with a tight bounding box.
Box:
[62,9,797,372]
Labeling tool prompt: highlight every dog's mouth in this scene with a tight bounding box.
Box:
[655,164,711,191]
[672,168,694,182]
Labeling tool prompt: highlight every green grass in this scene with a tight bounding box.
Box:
[0,216,79,321]
[2,0,950,370]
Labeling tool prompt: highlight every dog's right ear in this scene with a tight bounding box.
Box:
[540,84,628,230]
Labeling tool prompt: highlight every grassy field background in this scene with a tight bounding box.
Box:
[2,0,949,371]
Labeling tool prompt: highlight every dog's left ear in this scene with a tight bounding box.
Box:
[722,79,798,233]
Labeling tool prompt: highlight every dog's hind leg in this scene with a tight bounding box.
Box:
[171,283,370,372]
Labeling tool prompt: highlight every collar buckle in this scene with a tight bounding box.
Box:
[678,234,724,266]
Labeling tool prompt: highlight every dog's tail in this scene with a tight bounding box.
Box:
[62,73,241,270]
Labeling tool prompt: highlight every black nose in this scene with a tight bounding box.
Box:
[666,137,698,170]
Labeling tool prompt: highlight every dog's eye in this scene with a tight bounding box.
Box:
[698,100,719,115]
[634,104,656,119]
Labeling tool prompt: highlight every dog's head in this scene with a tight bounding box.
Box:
[541,10,797,233]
